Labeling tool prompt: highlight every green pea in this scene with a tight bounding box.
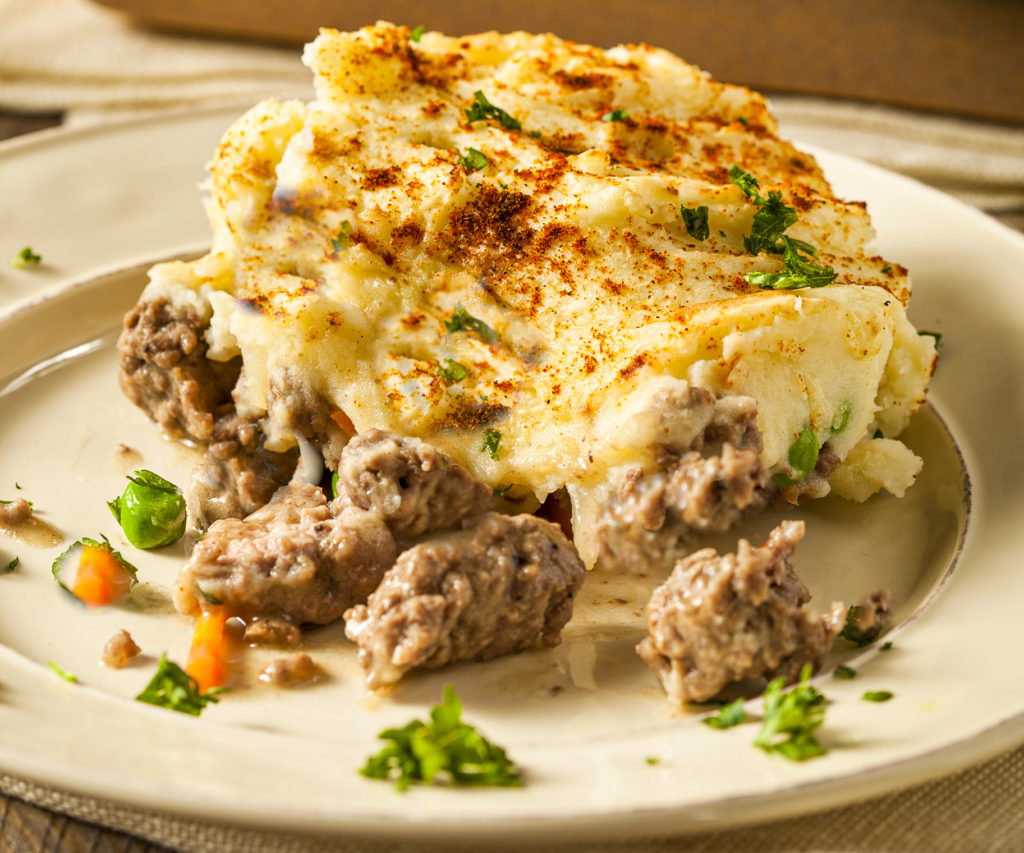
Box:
[108,470,186,549]
[772,427,819,488]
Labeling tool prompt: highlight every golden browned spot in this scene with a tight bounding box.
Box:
[363,166,402,189]
[551,70,612,90]
[618,353,648,380]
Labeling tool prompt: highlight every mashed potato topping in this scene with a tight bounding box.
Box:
[143,23,935,567]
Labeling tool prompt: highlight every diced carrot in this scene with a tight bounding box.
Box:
[71,544,133,607]
[330,409,356,437]
[186,609,232,693]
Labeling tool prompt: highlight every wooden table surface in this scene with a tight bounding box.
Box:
[0,108,1021,853]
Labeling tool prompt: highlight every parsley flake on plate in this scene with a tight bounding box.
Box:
[838,604,884,647]
[834,664,857,679]
[702,697,748,729]
[5,557,17,572]
[754,664,827,761]
[11,246,41,268]
[48,660,77,683]
[361,685,521,791]
[136,654,222,716]
[862,690,894,703]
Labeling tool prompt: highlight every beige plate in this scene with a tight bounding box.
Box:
[0,107,1020,845]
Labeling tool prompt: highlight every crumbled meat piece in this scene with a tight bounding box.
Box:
[637,520,845,704]
[597,443,770,572]
[175,482,398,625]
[337,428,492,538]
[117,298,240,443]
[344,512,586,689]
[0,498,33,526]
[854,588,892,633]
[102,629,141,668]
[186,443,298,537]
[242,615,303,646]
[258,653,321,687]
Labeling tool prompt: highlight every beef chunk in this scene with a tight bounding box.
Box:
[597,443,771,572]
[102,629,141,668]
[337,428,492,539]
[258,653,321,687]
[344,512,586,689]
[174,482,398,625]
[0,498,33,526]
[636,520,845,704]
[117,298,240,442]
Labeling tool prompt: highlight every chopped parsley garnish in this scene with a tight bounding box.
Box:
[873,428,885,440]
[409,24,424,42]
[645,756,660,766]
[360,685,521,791]
[728,165,761,200]
[743,192,799,255]
[482,428,502,460]
[745,236,837,290]
[838,604,883,647]
[702,697,747,729]
[772,427,819,487]
[881,641,894,652]
[444,305,498,343]
[881,263,894,274]
[602,109,629,122]
[729,166,837,290]
[48,661,77,683]
[492,483,513,497]
[330,470,342,500]
[136,654,221,716]
[459,147,489,172]
[108,469,186,549]
[11,246,41,268]
[5,557,18,572]
[464,90,522,131]
[834,664,857,679]
[331,220,354,253]
[438,357,469,384]
[862,690,893,703]
[754,664,827,761]
[680,205,710,241]
[737,115,749,126]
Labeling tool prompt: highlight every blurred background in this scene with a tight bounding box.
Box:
[1,0,1022,220]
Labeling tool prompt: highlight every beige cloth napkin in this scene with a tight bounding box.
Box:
[2,1,1024,851]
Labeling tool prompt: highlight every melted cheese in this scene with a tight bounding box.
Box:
[145,23,936,562]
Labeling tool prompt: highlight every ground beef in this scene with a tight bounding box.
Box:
[0,498,33,526]
[242,615,303,647]
[186,444,299,537]
[267,369,350,470]
[597,443,771,572]
[258,653,320,687]
[175,482,398,625]
[102,629,141,668]
[337,429,492,539]
[117,298,240,443]
[344,512,586,689]
[636,520,845,704]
